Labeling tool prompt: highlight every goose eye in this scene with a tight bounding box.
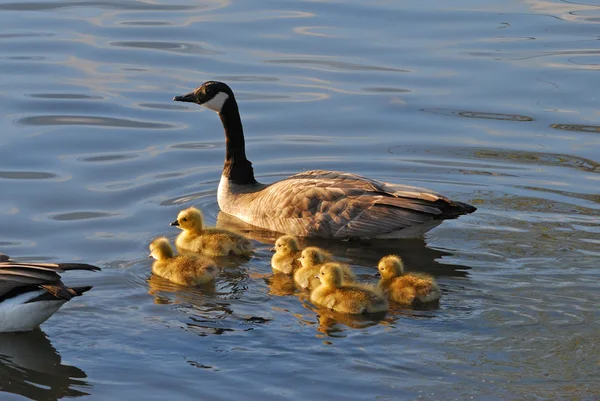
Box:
[181,218,188,222]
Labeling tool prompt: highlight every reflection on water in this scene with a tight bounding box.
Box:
[0,330,90,400]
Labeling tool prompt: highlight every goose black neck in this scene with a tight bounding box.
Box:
[219,99,257,185]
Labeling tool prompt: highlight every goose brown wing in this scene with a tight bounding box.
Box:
[247,170,475,238]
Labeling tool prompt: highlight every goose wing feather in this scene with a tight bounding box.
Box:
[0,259,100,299]
[243,170,474,238]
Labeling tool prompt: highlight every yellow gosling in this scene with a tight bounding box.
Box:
[149,237,219,286]
[377,255,440,306]
[171,207,253,257]
[271,235,301,274]
[294,247,355,290]
[311,263,388,314]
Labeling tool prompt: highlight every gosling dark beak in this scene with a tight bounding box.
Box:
[148,253,153,258]
[374,272,381,278]
[269,247,276,252]
[170,220,179,227]
[314,275,319,279]
[173,91,197,103]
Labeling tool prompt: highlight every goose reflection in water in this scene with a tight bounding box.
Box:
[217,211,471,278]
[0,329,90,400]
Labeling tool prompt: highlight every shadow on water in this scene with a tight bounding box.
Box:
[216,211,471,278]
[0,330,90,400]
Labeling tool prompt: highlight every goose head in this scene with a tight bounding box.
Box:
[173,81,235,113]
[377,255,404,280]
[272,235,300,255]
[149,237,174,260]
[318,263,343,287]
[298,246,328,269]
[170,207,204,233]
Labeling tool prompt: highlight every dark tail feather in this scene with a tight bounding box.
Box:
[436,200,477,220]
[56,263,101,272]
[454,201,477,214]
[70,286,94,296]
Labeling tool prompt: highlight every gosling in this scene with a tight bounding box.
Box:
[171,207,253,257]
[377,255,440,306]
[311,263,388,314]
[294,247,355,290]
[149,237,219,286]
[271,235,302,274]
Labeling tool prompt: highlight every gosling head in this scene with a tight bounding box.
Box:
[298,247,328,269]
[377,255,404,280]
[173,81,235,114]
[149,237,174,260]
[170,207,204,233]
[318,263,343,287]
[272,235,300,256]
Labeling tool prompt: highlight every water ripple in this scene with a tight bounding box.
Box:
[0,171,58,180]
[49,211,118,221]
[264,58,409,73]
[17,115,176,129]
[0,1,200,11]
[109,41,221,55]
[422,108,534,122]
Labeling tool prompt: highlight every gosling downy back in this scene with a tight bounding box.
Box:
[310,263,387,314]
[377,255,440,306]
[174,81,476,239]
[0,255,99,332]
[171,206,253,256]
[149,237,219,286]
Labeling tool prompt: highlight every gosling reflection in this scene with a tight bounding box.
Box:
[0,329,90,400]
[313,307,386,335]
[266,273,296,297]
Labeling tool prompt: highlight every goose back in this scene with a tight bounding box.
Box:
[219,170,476,239]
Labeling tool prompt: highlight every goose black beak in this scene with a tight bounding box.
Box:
[374,272,381,278]
[269,247,276,252]
[148,253,153,258]
[173,91,197,103]
[170,220,180,227]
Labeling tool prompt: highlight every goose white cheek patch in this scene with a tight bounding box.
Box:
[202,92,229,112]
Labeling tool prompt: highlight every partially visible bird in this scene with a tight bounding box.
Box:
[0,253,99,333]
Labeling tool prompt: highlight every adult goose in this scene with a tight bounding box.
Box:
[0,253,100,332]
[174,81,476,239]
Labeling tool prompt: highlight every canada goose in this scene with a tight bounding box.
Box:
[311,263,388,314]
[173,81,476,239]
[294,247,355,290]
[0,254,99,333]
[149,237,219,286]
[270,235,302,274]
[170,206,253,256]
[377,255,440,306]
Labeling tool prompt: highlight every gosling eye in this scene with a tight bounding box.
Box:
[181,217,188,222]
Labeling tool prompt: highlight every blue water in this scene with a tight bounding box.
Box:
[1,0,599,400]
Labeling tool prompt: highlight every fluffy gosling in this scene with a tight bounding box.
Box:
[294,247,355,290]
[171,207,253,257]
[311,263,388,314]
[271,235,301,274]
[149,237,219,286]
[377,255,440,306]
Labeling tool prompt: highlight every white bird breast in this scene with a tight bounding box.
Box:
[0,290,66,332]
[202,92,229,113]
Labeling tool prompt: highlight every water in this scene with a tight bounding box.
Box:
[1,0,599,399]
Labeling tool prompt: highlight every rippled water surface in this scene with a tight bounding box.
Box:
[1,0,599,400]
